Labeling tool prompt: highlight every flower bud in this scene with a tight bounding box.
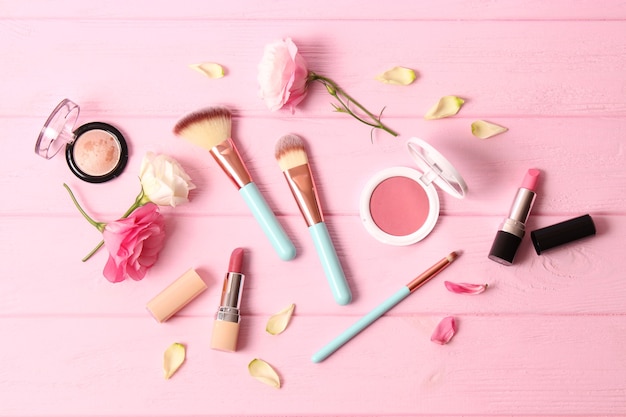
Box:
[325,83,337,96]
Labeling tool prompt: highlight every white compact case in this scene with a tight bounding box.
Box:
[359,137,468,246]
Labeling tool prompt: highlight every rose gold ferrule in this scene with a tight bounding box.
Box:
[209,138,252,189]
[406,256,454,293]
[284,163,323,227]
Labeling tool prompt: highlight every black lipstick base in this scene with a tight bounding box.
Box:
[488,231,522,266]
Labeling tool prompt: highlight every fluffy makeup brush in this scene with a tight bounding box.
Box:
[174,107,296,261]
[275,134,352,305]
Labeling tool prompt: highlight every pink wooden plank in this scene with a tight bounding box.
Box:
[4,117,626,216]
[2,0,625,20]
[0,214,619,317]
[1,315,625,416]
[0,117,626,219]
[1,20,625,118]
[1,2,625,416]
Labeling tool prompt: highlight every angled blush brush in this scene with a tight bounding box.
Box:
[275,134,352,305]
[174,107,296,261]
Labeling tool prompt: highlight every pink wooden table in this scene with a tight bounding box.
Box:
[2,1,626,415]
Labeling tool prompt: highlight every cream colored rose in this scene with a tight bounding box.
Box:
[139,152,196,207]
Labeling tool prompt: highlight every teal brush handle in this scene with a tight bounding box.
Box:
[309,222,352,305]
[311,286,410,363]
[239,182,296,261]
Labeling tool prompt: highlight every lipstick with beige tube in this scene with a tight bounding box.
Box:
[211,248,245,352]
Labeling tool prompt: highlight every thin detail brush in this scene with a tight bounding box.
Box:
[311,252,459,362]
[275,134,352,305]
[174,107,296,261]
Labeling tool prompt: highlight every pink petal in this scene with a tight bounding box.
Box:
[100,203,165,283]
[431,316,457,345]
[444,281,488,295]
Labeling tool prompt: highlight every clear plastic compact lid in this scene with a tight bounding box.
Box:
[35,98,80,159]
[406,137,467,199]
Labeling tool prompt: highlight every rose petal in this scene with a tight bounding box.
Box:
[189,62,225,79]
[248,358,281,389]
[424,95,465,120]
[163,342,186,379]
[266,303,295,335]
[375,66,417,86]
[471,120,508,139]
[430,316,457,345]
[444,281,488,295]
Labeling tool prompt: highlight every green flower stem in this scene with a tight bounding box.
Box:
[81,187,150,262]
[308,72,399,137]
[81,241,104,262]
[63,183,106,232]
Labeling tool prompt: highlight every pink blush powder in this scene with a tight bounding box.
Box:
[369,176,430,236]
[73,129,121,176]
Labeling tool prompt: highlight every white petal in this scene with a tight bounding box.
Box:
[189,62,225,78]
[424,96,465,120]
[375,66,417,85]
[163,342,186,379]
[248,358,281,388]
[471,120,508,139]
[266,304,295,335]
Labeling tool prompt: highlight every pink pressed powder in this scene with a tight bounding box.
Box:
[370,177,430,236]
[73,129,121,176]
[359,138,467,246]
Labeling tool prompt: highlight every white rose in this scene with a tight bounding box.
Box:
[139,152,196,207]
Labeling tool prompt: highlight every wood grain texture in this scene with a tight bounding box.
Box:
[1,2,625,416]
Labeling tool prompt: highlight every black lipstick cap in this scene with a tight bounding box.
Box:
[530,214,596,255]
[488,231,522,266]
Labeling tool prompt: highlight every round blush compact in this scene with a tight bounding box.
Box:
[360,137,467,246]
[35,99,128,183]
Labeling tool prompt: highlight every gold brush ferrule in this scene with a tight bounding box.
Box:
[284,164,323,227]
[209,138,252,189]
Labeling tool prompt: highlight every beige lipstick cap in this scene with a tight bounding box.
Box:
[210,320,240,352]
[146,268,207,323]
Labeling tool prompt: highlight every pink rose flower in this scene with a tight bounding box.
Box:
[257,37,309,112]
[257,38,398,137]
[102,203,166,283]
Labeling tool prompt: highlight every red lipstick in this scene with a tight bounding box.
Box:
[488,169,540,265]
[211,248,246,352]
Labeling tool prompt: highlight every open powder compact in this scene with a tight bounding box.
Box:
[360,137,467,246]
[35,98,129,183]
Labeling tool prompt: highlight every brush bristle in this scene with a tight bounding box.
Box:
[173,107,232,150]
[275,134,309,171]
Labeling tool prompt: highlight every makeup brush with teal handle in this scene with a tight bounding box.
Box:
[239,182,296,261]
[174,107,296,261]
[275,134,352,305]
